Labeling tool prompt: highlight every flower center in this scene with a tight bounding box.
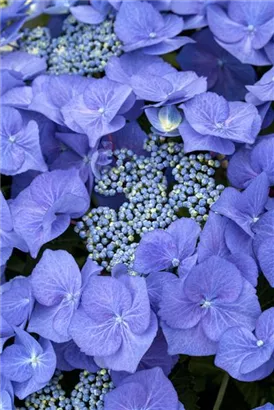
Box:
[171,258,180,268]
[201,300,212,308]
[115,315,124,324]
[30,354,40,368]
[256,339,264,347]
[247,24,255,32]
[149,32,157,38]
[8,135,16,143]
[252,216,259,223]
[98,107,105,114]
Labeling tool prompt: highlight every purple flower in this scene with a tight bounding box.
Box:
[0,375,14,410]
[105,367,184,410]
[44,0,77,14]
[179,92,261,154]
[29,74,91,126]
[70,275,158,373]
[0,107,47,176]
[170,0,223,30]
[133,218,200,275]
[0,1,29,46]
[246,67,274,103]
[0,315,14,354]
[228,135,274,189]
[105,50,176,88]
[198,212,258,287]
[159,256,261,356]
[111,329,178,385]
[207,2,274,65]
[10,169,90,258]
[215,308,274,381]
[0,191,28,267]
[70,0,112,24]
[115,1,193,55]
[245,67,274,127]
[0,18,26,47]
[61,77,133,147]
[1,276,34,328]
[253,404,274,410]
[53,340,98,372]
[177,29,256,101]
[1,51,47,86]
[212,172,269,237]
[0,52,46,110]
[0,327,56,399]
[131,71,207,106]
[51,131,112,194]
[253,210,274,287]
[145,106,182,136]
[28,250,86,343]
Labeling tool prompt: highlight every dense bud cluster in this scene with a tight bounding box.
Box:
[75,134,224,270]
[18,14,122,75]
[18,369,114,410]
[71,369,114,410]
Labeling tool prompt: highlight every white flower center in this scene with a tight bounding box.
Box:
[149,32,157,38]
[247,24,255,32]
[171,258,180,268]
[115,315,124,324]
[30,354,40,368]
[98,107,105,114]
[257,339,264,347]
[201,300,211,308]
[8,135,16,143]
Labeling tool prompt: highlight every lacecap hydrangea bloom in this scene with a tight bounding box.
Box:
[1,0,274,408]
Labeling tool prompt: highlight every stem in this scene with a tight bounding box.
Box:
[213,373,230,410]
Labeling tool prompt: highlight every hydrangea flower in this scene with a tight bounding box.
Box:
[245,67,274,127]
[70,0,112,24]
[227,135,274,189]
[10,169,90,258]
[177,29,256,101]
[0,191,28,267]
[197,212,258,287]
[44,0,77,14]
[61,77,134,147]
[29,74,91,126]
[115,1,193,55]
[1,276,34,329]
[0,375,14,410]
[130,71,207,106]
[170,0,222,30]
[28,249,90,343]
[145,106,182,137]
[105,50,176,88]
[53,340,99,373]
[179,91,261,154]
[0,0,28,47]
[0,327,56,399]
[104,367,184,410]
[253,210,274,287]
[159,256,261,356]
[133,218,200,275]
[207,2,274,65]
[211,172,269,237]
[111,329,178,386]
[253,404,274,410]
[51,131,113,193]
[0,107,47,176]
[70,274,158,373]
[215,308,274,381]
[0,51,46,108]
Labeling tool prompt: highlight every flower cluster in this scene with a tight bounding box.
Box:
[1,1,274,410]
